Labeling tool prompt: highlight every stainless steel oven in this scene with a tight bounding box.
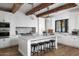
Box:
[0,22,10,36]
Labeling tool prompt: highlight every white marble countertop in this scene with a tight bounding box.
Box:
[18,34,58,56]
[20,35,56,41]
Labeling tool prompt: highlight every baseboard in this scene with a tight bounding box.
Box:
[0,45,18,49]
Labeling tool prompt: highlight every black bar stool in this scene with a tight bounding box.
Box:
[31,43,38,56]
[44,41,50,52]
[38,42,45,55]
[49,40,55,49]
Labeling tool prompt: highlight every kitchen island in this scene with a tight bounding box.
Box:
[18,35,58,56]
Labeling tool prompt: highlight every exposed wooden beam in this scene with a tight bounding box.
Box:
[36,3,77,17]
[0,7,11,12]
[11,3,23,13]
[26,3,54,15]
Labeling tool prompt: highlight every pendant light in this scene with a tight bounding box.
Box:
[29,3,36,20]
[45,6,53,35]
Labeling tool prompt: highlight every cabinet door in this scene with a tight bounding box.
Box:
[60,35,68,44]
[57,35,64,43]
[58,35,72,45]
[0,39,5,48]
[57,36,62,43]
[9,38,18,46]
[4,38,10,48]
[71,36,79,47]
[62,36,73,46]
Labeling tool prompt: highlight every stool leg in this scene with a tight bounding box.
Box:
[47,43,49,51]
[41,45,44,56]
[35,46,38,56]
[31,46,33,56]
[52,41,55,49]
[41,45,42,55]
[49,42,51,50]
[34,46,36,55]
[43,44,45,54]
[31,46,35,56]
[36,46,39,56]
[43,43,46,54]
[38,45,41,56]
[53,41,55,48]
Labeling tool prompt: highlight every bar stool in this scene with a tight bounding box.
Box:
[31,43,38,56]
[49,40,55,49]
[44,41,50,52]
[38,42,45,55]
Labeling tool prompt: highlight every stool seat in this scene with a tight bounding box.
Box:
[44,41,50,43]
[31,43,38,46]
[38,42,44,45]
[50,40,55,42]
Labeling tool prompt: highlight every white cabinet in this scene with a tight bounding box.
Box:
[18,38,27,56]
[57,33,79,48]
[0,39,5,48]
[9,37,18,46]
[4,38,10,48]
[0,37,18,48]
[71,36,79,48]
[0,38,10,48]
[57,35,63,43]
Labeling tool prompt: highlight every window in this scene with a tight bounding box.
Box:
[55,19,68,33]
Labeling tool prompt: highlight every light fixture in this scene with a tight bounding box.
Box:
[45,6,53,34]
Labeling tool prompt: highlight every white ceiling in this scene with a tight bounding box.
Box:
[18,3,41,13]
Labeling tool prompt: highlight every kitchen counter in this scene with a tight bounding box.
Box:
[20,35,56,40]
[18,35,57,56]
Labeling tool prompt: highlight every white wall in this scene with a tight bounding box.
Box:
[15,12,37,27]
[45,18,53,32]
[14,12,38,33]
[0,11,45,36]
[46,11,77,33]
[0,11,16,36]
[14,12,45,35]
[38,18,45,35]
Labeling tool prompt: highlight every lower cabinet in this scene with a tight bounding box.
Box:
[0,38,10,48]
[0,37,18,48]
[9,38,18,46]
[4,38,10,48]
[58,34,79,48]
[70,36,79,48]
